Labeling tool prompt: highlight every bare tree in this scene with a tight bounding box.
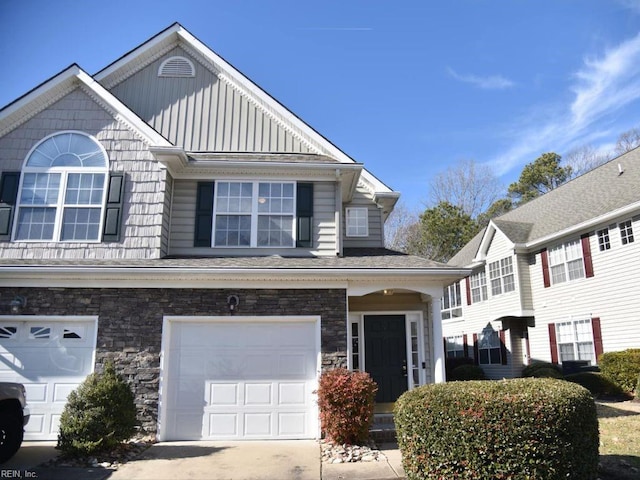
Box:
[384,201,420,252]
[428,159,502,218]
[564,144,611,178]
[614,127,640,156]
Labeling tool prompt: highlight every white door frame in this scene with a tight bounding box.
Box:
[347,311,426,391]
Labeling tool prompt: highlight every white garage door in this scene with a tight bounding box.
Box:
[161,317,319,441]
[0,317,97,440]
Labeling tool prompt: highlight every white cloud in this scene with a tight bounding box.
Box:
[447,67,515,90]
[489,33,640,176]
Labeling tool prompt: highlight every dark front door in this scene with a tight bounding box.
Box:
[364,315,407,403]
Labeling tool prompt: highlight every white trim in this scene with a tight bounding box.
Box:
[158,315,320,442]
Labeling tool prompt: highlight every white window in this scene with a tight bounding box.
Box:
[441,282,462,320]
[489,256,515,296]
[619,220,635,245]
[597,228,611,251]
[213,181,295,247]
[548,239,584,284]
[478,325,502,365]
[14,132,108,242]
[470,271,487,303]
[445,335,465,358]
[345,207,368,237]
[555,319,594,364]
[350,321,361,371]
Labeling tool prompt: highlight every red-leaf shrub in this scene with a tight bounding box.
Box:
[316,368,378,444]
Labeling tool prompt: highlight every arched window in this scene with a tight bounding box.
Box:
[15,131,109,241]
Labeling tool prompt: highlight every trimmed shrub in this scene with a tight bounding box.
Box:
[531,367,564,379]
[394,378,599,480]
[58,362,138,456]
[316,368,377,444]
[445,356,474,379]
[599,349,640,394]
[449,364,486,381]
[521,361,562,378]
[565,371,628,397]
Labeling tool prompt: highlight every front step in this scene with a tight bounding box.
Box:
[370,413,396,442]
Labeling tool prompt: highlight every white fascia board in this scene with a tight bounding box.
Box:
[75,70,172,147]
[0,65,78,122]
[525,200,640,250]
[0,65,171,148]
[174,27,395,198]
[94,24,182,81]
[473,222,497,262]
[0,266,471,289]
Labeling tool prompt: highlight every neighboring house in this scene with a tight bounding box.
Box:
[0,24,467,441]
[443,150,640,379]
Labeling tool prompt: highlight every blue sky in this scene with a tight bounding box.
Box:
[1,1,640,210]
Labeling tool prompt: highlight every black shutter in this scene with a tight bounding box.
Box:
[296,183,313,248]
[0,172,20,238]
[194,182,214,247]
[102,173,125,242]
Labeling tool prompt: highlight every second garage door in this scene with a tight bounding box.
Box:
[161,316,319,441]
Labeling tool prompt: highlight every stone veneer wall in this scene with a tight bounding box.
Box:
[1,287,347,435]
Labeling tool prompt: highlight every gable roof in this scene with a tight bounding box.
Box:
[93,23,398,210]
[0,64,172,147]
[449,147,640,267]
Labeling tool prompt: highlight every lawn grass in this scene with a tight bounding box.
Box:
[597,399,640,480]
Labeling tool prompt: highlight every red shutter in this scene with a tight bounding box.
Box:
[581,233,594,278]
[499,329,508,365]
[592,317,603,363]
[548,323,558,364]
[472,333,479,365]
[541,249,551,288]
[462,334,468,358]
[465,277,472,305]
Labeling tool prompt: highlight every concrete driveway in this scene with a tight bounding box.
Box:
[108,440,321,480]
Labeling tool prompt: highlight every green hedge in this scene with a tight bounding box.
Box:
[448,364,486,381]
[521,361,562,378]
[564,371,627,397]
[394,379,598,480]
[599,349,640,394]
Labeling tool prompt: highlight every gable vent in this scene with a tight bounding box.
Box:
[158,56,195,77]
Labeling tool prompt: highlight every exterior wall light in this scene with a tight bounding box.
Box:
[227,295,239,314]
[10,296,26,314]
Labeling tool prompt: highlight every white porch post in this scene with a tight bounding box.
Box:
[431,295,446,383]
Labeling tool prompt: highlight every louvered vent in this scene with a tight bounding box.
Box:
[158,56,195,77]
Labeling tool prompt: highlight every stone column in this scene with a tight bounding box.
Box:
[431,295,446,383]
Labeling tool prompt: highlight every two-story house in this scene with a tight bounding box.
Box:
[443,150,640,379]
[0,24,467,442]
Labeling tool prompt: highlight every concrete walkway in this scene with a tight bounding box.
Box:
[108,440,320,480]
[2,440,405,480]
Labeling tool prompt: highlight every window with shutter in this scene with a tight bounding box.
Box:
[14,131,110,242]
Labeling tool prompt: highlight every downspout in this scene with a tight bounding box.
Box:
[335,169,343,257]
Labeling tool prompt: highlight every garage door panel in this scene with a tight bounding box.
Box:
[209,383,239,406]
[279,383,305,405]
[164,319,318,440]
[244,383,272,406]
[0,320,97,440]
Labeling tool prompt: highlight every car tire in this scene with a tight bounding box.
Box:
[0,410,24,464]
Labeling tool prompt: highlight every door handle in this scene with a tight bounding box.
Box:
[402,360,407,377]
